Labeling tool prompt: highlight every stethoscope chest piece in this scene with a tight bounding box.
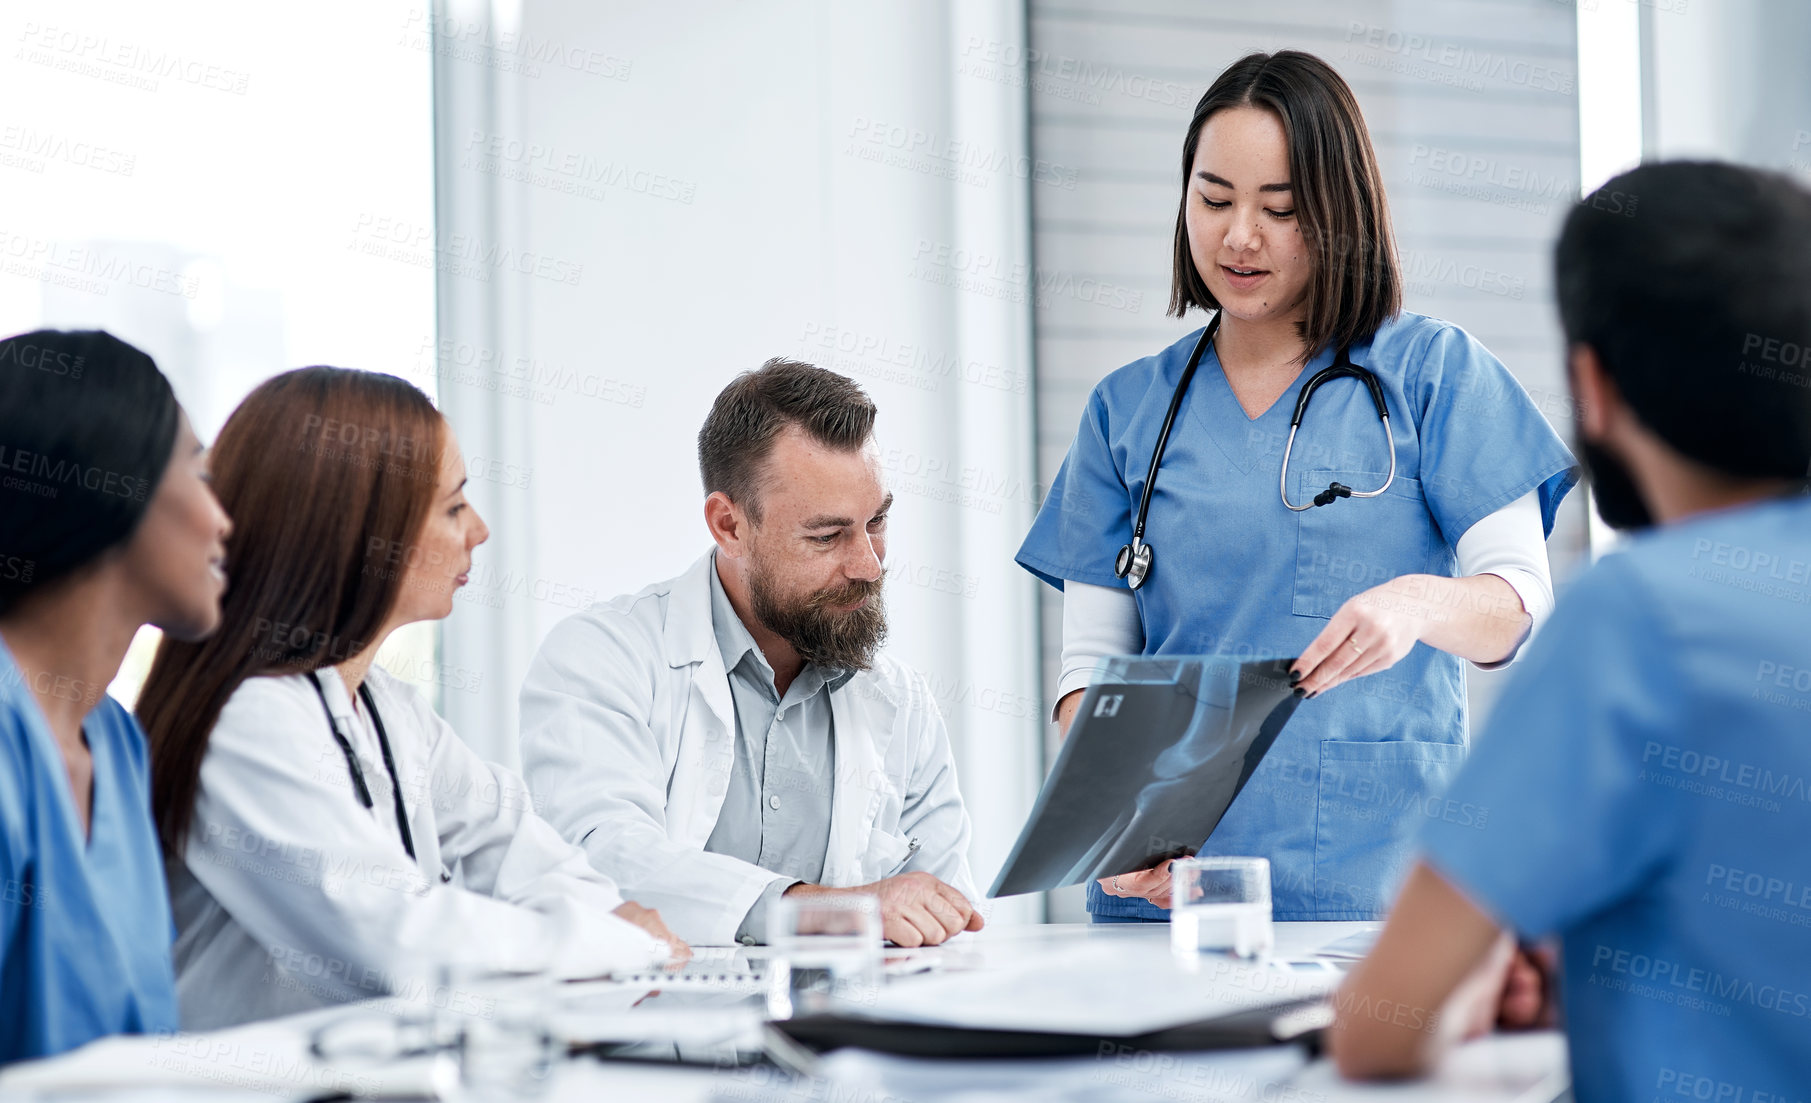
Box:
[1115,539,1153,590]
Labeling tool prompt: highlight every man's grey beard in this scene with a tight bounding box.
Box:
[748,561,888,672]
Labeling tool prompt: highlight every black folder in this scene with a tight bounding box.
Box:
[772,995,1331,1058]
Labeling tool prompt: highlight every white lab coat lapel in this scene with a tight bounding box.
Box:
[656,551,911,883]
[310,667,442,877]
[822,674,900,885]
[660,554,738,848]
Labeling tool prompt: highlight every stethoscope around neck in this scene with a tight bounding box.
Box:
[1114,311,1396,591]
[307,670,416,861]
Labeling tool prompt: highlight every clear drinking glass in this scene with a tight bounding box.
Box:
[764,893,883,1019]
[1170,856,1274,960]
[457,1001,558,1100]
[402,960,553,1099]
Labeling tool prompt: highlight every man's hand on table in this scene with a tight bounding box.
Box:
[785,872,984,947]
[1495,942,1558,1029]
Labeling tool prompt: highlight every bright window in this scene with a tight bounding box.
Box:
[0,0,438,707]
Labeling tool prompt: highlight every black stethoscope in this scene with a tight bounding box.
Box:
[1114,312,1396,591]
[308,671,416,860]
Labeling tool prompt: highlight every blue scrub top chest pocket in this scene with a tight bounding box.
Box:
[1291,469,1452,620]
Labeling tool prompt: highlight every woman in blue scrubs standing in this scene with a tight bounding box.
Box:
[1016,51,1578,922]
[0,330,232,1063]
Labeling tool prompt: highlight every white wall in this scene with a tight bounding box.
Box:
[0,0,437,706]
[1642,0,1811,177]
[431,0,1045,921]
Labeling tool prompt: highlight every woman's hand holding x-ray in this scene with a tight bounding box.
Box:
[1098,858,1177,908]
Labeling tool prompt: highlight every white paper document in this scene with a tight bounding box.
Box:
[861,941,1337,1036]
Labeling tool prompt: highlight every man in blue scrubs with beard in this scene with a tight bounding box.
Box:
[1331,161,1811,1097]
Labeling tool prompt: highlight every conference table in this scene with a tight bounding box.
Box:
[0,921,1568,1102]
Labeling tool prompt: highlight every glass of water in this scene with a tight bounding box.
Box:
[1170,856,1273,960]
[424,963,553,1100]
[765,892,883,1019]
[458,1000,558,1100]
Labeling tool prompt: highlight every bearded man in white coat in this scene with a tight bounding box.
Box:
[519,359,983,947]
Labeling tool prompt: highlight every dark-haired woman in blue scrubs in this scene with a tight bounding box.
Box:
[1017,52,1576,923]
[0,329,231,1063]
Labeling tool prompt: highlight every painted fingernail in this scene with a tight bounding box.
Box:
[1288,669,1303,684]
[1293,687,1306,698]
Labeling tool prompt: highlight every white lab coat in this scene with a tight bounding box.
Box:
[519,552,978,946]
[168,665,662,1030]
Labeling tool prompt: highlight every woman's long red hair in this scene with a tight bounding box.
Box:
[138,367,444,851]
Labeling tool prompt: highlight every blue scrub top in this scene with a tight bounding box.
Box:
[1016,311,1577,919]
[1423,495,1811,1103]
[0,639,179,1064]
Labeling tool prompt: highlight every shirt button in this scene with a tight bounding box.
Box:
[769,795,782,810]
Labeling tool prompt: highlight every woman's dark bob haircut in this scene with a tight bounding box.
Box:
[1169,50,1401,361]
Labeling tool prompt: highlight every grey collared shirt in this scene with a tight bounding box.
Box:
[702,555,852,943]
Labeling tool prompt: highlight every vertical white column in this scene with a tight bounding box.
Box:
[1575,0,1644,561]
[431,0,538,765]
[943,0,1044,924]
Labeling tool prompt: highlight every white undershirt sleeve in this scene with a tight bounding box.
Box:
[1055,580,1142,720]
[1454,490,1553,670]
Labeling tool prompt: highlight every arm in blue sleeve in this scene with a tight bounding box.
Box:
[1016,390,1133,591]
[1420,554,1690,937]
